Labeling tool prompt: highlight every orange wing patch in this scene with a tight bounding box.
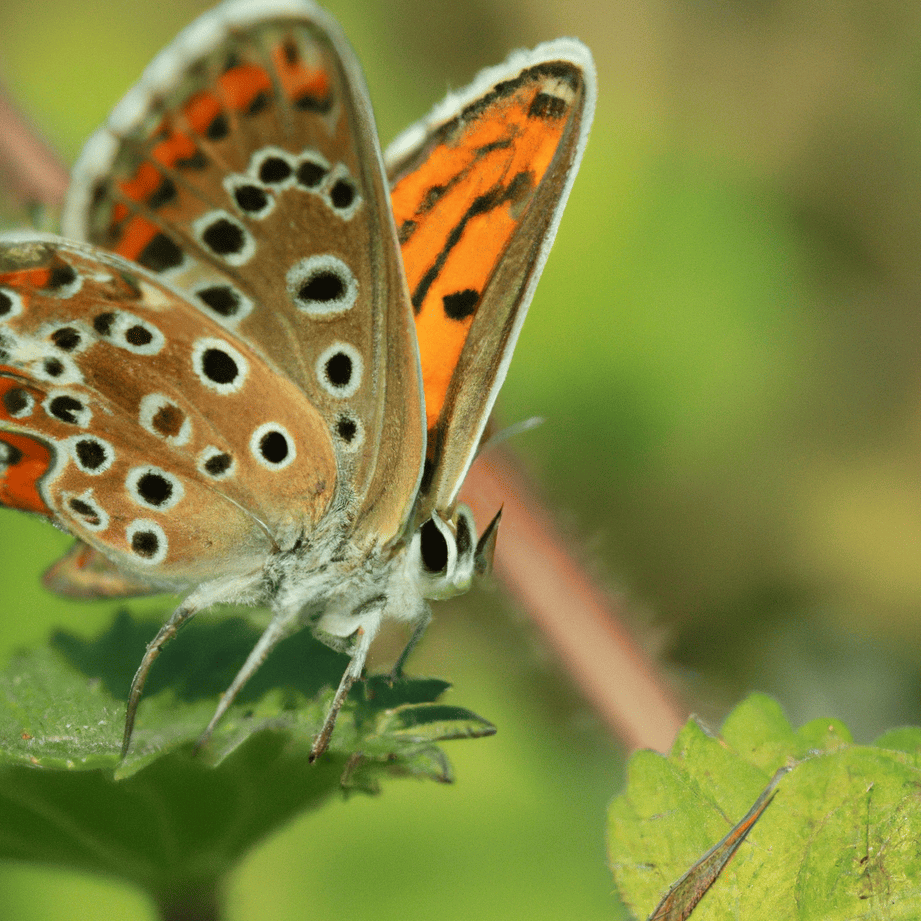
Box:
[103,37,333,270]
[0,428,55,517]
[391,65,576,430]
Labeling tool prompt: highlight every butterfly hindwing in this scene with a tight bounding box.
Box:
[386,40,596,518]
[0,234,337,586]
[62,0,424,547]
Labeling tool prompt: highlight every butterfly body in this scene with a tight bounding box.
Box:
[0,0,595,757]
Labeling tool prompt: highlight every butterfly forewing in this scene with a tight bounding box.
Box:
[62,0,424,547]
[386,41,595,517]
[0,235,337,585]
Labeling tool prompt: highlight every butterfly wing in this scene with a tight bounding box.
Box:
[0,234,337,586]
[62,0,424,547]
[386,40,596,519]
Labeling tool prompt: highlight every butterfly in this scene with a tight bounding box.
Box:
[0,0,595,759]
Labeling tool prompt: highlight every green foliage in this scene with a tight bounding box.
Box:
[0,611,494,911]
[609,694,921,920]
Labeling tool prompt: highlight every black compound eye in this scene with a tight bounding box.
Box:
[419,519,449,574]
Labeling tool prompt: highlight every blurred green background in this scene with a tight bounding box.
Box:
[4,0,921,917]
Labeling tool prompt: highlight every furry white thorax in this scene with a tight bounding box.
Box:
[176,500,477,667]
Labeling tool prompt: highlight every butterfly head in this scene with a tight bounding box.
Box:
[408,504,501,600]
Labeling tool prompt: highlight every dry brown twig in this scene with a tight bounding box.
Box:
[0,79,687,755]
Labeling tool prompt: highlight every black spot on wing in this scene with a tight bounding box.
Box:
[528,91,567,120]
[137,233,184,273]
[442,289,479,321]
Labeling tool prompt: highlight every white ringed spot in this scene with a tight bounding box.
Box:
[334,412,364,452]
[193,210,255,265]
[64,489,109,532]
[44,391,92,427]
[197,446,235,480]
[0,288,24,321]
[250,422,296,470]
[193,281,254,323]
[249,147,297,187]
[316,341,363,398]
[191,337,248,394]
[126,519,168,565]
[224,174,275,220]
[126,465,185,511]
[287,255,357,316]
[323,164,361,220]
[66,435,115,475]
[139,394,192,446]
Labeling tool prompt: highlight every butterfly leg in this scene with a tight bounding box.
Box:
[195,612,302,752]
[389,606,432,681]
[122,601,199,756]
[309,615,381,762]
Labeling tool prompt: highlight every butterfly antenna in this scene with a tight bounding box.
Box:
[474,506,502,577]
[477,416,545,457]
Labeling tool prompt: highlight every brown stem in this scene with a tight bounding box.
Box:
[0,83,68,212]
[462,448,687,753]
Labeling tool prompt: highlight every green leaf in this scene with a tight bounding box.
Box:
[608,693,921,920]
[0,609,494,907]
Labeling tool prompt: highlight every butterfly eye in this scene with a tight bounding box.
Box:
[419,518,449,574]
